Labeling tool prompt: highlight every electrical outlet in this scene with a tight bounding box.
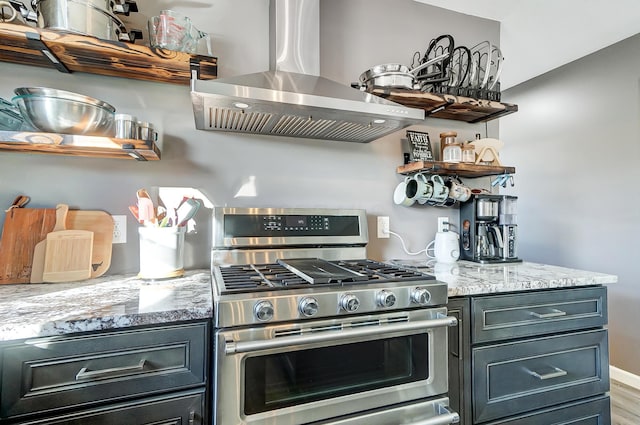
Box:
[437,216,449,233]
[377,216,390,238]
[112,215,127,244]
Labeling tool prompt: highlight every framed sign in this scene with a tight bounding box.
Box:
[404,130,434,162]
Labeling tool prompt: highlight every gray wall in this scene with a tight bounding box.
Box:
[500,34,640,374]
[0,0,499,273]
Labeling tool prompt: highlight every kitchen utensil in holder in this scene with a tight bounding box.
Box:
[138,226,185,279]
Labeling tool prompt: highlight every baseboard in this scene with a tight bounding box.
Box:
[611,366,640,390]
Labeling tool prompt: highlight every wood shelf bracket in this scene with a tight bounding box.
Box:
[425,98,455,116]
[25,31,70,73]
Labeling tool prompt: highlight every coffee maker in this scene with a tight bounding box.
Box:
[460,194,521,263]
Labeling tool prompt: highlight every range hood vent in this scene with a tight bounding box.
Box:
[190,0,425,143]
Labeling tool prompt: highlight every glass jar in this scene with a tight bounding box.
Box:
[461,143,476,163]
[442,142,462,163]
[439,131,457,161]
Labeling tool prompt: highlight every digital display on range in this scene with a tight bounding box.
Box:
[285,216,307,227]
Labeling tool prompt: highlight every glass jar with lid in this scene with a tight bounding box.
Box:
[442,142,462,163]
[461,143,476,163]
[439,131,457,161]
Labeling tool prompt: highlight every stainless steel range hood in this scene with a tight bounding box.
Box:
[190,0,425,143]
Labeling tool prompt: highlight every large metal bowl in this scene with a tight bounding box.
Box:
[12,87,115,135]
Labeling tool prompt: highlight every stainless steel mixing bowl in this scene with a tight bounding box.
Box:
[12,87,115,135]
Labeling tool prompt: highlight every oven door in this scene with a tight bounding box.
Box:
[213,308,457,425]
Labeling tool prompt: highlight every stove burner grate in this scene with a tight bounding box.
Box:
[215,259,433,294]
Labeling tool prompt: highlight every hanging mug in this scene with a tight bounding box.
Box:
[405,173,433,204]
[429,175,449,204]
[393,176,415,207]
[448,179,472,202]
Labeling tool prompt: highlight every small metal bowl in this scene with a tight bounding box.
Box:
[12,87,115,135]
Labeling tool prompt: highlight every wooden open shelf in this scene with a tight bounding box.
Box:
[0,22,217,84]
[397,161,515,178]
[0,131,160,161]
[368,87,517,123]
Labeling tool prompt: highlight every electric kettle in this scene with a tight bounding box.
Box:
[427,230,460,263]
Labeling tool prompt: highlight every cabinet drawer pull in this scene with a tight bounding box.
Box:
[528,366,567,380]
[529,309,567,319]
[75,359,146,381]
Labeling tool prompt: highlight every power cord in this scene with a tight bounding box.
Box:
[387,230,428,256]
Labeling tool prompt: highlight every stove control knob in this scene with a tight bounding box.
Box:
[299,297,319,317]
[411,287,432,305]
[377,290,397,308]
[254,300,274,322]
[340,294,360,313]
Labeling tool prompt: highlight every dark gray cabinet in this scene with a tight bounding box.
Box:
[447,297,472,425]
[17,390,205,425]
[0,321,209,424]
[448,286,610,424]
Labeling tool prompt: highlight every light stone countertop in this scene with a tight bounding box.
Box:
[390,260,618,297]
[0,261,617,342]
[0,270,212,342]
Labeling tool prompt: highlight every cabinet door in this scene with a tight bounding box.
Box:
[472,329,609,423]
[447,297,471,425]
[17,389,206,425]
[1,322,208,420]
[484,395,610,425]
[472,286,607,344]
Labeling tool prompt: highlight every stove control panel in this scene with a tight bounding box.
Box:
[224,214,361,237]
[266,215,329,232]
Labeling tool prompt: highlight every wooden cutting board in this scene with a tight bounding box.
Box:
[67,211,114,279]
[0,208,56,284]
[0,207,114,284]
[42,205,94,283]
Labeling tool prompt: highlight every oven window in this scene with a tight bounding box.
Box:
[244,334,428,415]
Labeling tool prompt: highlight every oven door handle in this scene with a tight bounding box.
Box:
[406,404,460,425]
[224,314,458,354]
[319,402,459,425]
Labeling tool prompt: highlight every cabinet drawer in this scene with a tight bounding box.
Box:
[484,395,610,425]
[472,286,607,343]
[1,322,208,419]
[18,389,206,425]
[473,329,609,423]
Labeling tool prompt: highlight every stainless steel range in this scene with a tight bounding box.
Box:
[210,207,459,425]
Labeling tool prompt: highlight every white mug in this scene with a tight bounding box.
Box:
[405,173,433,204]
[393,177,415,206]
[449,180,471,202]
[428,175,449,204]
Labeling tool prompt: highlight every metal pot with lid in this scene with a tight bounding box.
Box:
[33,0,142,42]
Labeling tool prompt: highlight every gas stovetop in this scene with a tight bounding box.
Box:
[209,207,448,328]
[211,258,446,328]
[213,259,434,295]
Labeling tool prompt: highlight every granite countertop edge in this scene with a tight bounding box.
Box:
[0,269,213,342]
[0,262,617,342]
